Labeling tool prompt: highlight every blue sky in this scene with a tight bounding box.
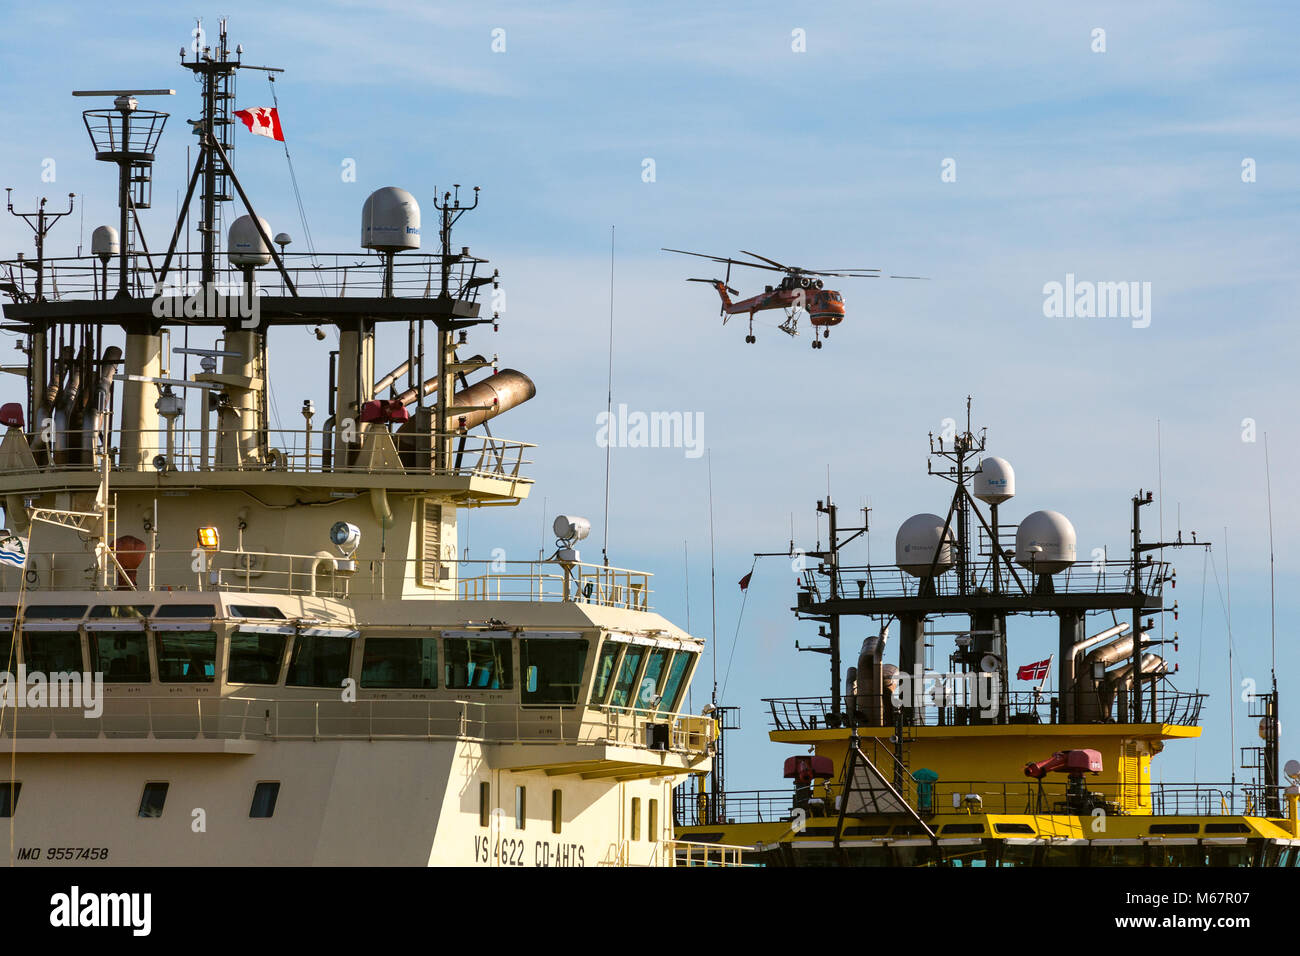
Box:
[2,1,1298,792]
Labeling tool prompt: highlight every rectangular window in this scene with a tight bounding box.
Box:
[515,786,526,830]
[655,652,694,715]
[21,631,82,673]
[631,797,641,841]
[608,646,645,709]
[88,604,153,619]
[0,631,14,670]
[23,605,87,619]
[0,782,19,817]
[138,782,168,819]
[285,634,352,688]
[154,604,216,618]
[154,630,217,683]
[589,641,622,704]
[520,638,588,705]
[551,789,563,834]
[479,782,491,828]
[361,637,438,688]
[90,632,151,683]
[445,637,512,690]
[649,798,659,842]
[635,648,671,711]
[249,782,280,818]
[227,605,287,619]
[227,631,287,684]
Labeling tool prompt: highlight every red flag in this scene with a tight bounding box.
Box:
[1017,658,1051,681]
[234,107,285,142]
[738,571,752,591]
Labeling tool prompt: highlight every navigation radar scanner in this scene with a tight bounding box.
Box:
[362,187,421,252]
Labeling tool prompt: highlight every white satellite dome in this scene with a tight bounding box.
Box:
[895,513,954,577]
[1015,510,1077,574]
[361,187,421,252]
[974,456,1015,505]
[91,225,119,261]
[228,215,273,267]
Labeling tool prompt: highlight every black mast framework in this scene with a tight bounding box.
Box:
[2,19,499,443]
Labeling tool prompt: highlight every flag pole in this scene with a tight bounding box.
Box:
[1038,653,1054,692]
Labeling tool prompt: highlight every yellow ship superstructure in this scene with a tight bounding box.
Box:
[676,409,1298,866]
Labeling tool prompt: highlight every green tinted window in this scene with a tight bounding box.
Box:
[21,631,82,673]
[361,637,438,688]
[227,630,287,684]
[155,631,217,682]
[445,638,512,689]
[635,648,671,711]
[608,646,645,709]
[88,605,153,619]
[520,639,588,705]
[286,635,352,688]
[90,632,151,682]
[589,641,621,704]
[655,651,694,714]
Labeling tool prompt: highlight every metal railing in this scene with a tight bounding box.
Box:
[668,840,752,867]
[806,558,1169,602]
[676,781,1293,824]
[6,426,533,485]
[0,548,654,608]
[0,251,493,304]
[0,695,714,754]
[765,685,1206,731]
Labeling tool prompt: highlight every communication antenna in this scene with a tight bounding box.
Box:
[4,190,76,303]
[602,225,614,568]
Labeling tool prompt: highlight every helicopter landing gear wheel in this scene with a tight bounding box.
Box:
[745,334,756,344]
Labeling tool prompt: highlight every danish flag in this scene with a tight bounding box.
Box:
[1017,658,1052,681]
[234,107,285,142]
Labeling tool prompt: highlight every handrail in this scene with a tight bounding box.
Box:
[0,695,715,754]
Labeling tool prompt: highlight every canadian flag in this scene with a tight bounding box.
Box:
[234,107,285,142]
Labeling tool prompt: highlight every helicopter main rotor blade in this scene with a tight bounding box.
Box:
[662,247,741,265]
[738,250,791,271]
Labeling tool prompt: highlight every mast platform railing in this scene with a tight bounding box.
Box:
[764,687,1205,731]
[0,251,494,304]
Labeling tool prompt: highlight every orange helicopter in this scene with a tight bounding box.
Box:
[663,247,924,348]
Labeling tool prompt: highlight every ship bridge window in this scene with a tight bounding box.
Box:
[520,638,588,705]
[228,605,287,619]
[228,630,289,685]
[91,632,151,683]
[21,631,83,673]
[154,631,217,683]
[589,641,622,705]
[633,648,671,712]
[154,604,217,619]
[23,604,87,619]
[655,651,695,715]
[361,637,438,689]
[0,607,14,619]
[608,645,646,709]
[250,782,280,819]
[286,634,352,688]
[445,637,513,690]
[88,604,153,619]
[0,782,19,817]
